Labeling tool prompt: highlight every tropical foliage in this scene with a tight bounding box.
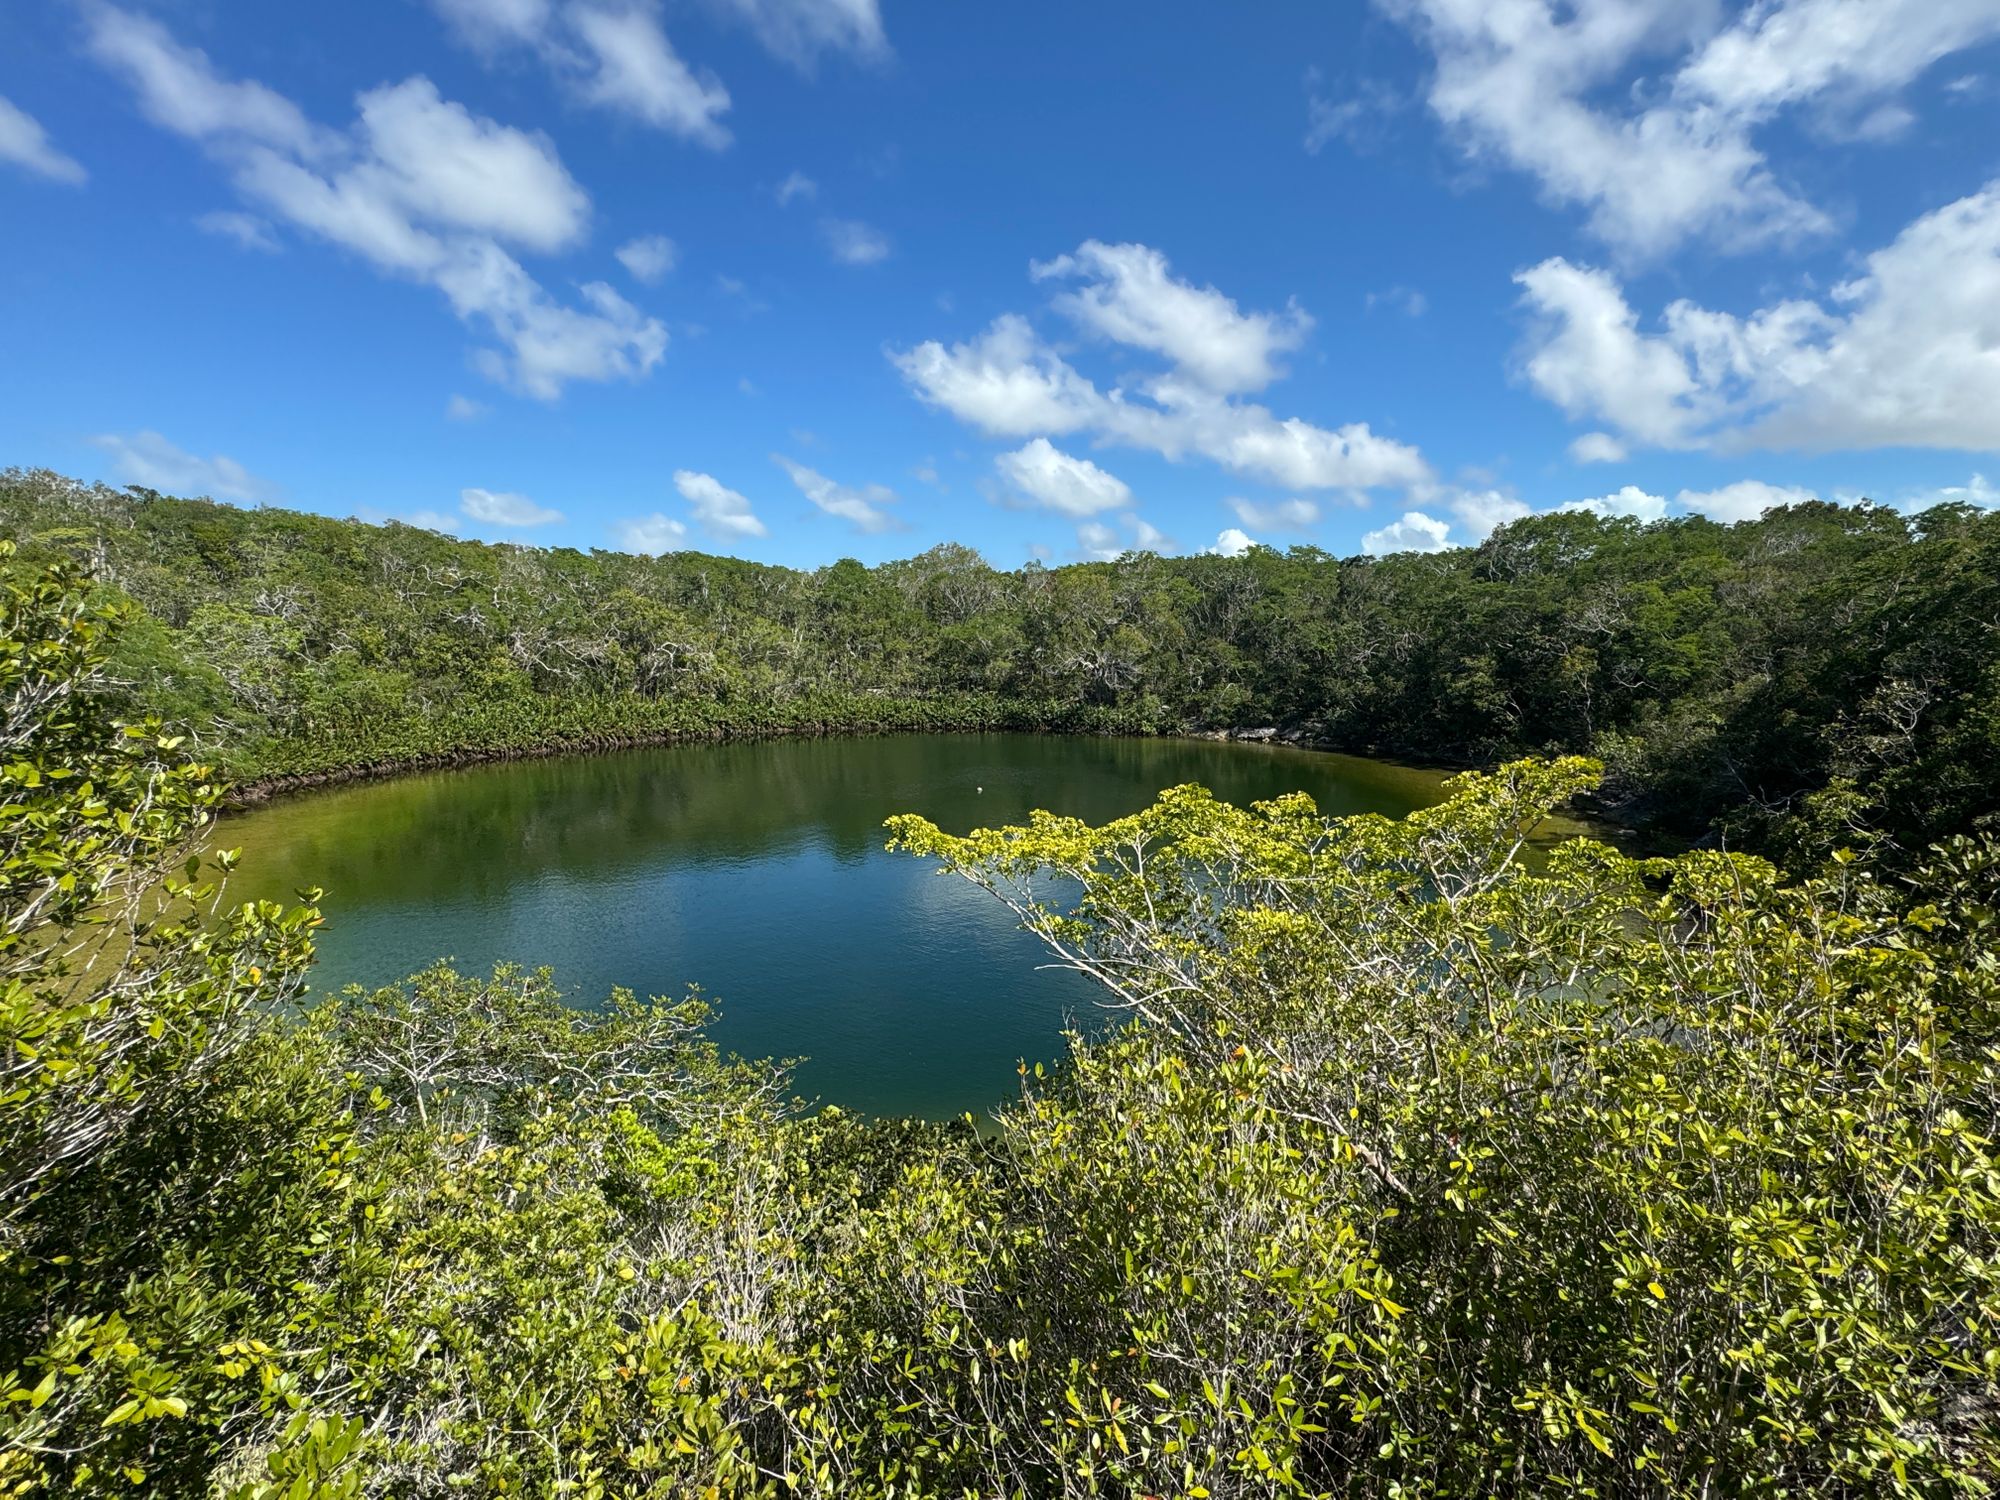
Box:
[3,545,1995,1496]
[4,467,1997,862]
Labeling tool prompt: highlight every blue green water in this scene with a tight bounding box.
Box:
[225,734,1447,1117]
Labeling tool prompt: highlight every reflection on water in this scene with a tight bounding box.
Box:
[225,734,1448,1118]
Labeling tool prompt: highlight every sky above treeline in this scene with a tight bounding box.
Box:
[3,0,1998,566]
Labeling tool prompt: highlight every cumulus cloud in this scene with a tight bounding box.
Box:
[91,430,277,503]
[1673,480,1816,523]
[1032,241,1310,395]
[994,438,1132,516]
[892,314,1104,438]
[1568,430,1628,464]
[446,393,488,420]
[1209,526,1255,557]
[1381,0,2000,260]
[774,455,899,533]
[821,217,890,264]
[430,0,731,146]
[461,486,564,526]
[1072,516,1168,564]
[674,468,769,539]
[1431,485,1531,541]
[1559,484,1669,522]
[614,512,688,553]
[1361,510,1452,555]
[1070,513,1175,560]
[87,7,667,401]
[892,247,1429,494]
[196,209,280,251]
[615,234,677,283]
[1516,181,2000,454]
[774,169,816,204]
[0,96,87,184]
[1226,496,1319,531]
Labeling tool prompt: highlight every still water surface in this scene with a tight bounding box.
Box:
[226,734,1447,1117]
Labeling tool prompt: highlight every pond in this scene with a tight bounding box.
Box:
[224,733,1451,1118]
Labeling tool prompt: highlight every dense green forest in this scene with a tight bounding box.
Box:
[2,545,1996,1496]
[3,467,1997,864]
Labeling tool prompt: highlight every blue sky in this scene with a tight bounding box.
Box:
[2,0,1997,566]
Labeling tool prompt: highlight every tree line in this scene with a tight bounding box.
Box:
[2,467,1995,862]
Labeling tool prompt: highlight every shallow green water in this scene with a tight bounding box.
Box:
[225,734,1448,1118]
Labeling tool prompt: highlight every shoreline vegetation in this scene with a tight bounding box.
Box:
[1,496,1997,1494]
[3,466,1995,865]
[220,717,1471,811]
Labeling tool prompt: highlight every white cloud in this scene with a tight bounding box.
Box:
[460,486,564,526]
[196,209,279,251]
[1678,0,2000,120]
[1074,513,1176,560]
[615,233,677,282]
[774,455,899,532]
[399,508,465,533]
[893,301,1427,494]
[775,169,817,205]
[353,77,591,252]
[614,512,688,553]
[1568,430,1628,464]
[705,0,887,68]
[446,393,487,420]
[1226,496,1319,530]
[571,2,732,145]
[85,8,328,154]
[88,7,667,402]
[1075,520,1123,561]
[673,469,769,539]
[1303,69,1403,155]
[1516,258,1705,447]
[1382,0,2000,261]
[821,216,890,264]
[1209,526,1255,557]
[0,96,87,184]
[994,438,1132,516]
[1425,485,1531,541]
[1905,472,1998,509]
[892,314,1103,437]
[431,0,553,50]
[1365,285,1428,318]
[1518,181,2000,453]
[1361,510,1452,555]
[1031,240,1310,394]
[90,430,277,503]
[1673,480,1816,523]
[1560,484,1669,522]
[430,0,731,145]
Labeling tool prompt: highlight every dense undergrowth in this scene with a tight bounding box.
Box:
[3,467,1997,863]
[2,546,1996,1496]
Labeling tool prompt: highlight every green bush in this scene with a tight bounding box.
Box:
[3,546,1995,1496]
